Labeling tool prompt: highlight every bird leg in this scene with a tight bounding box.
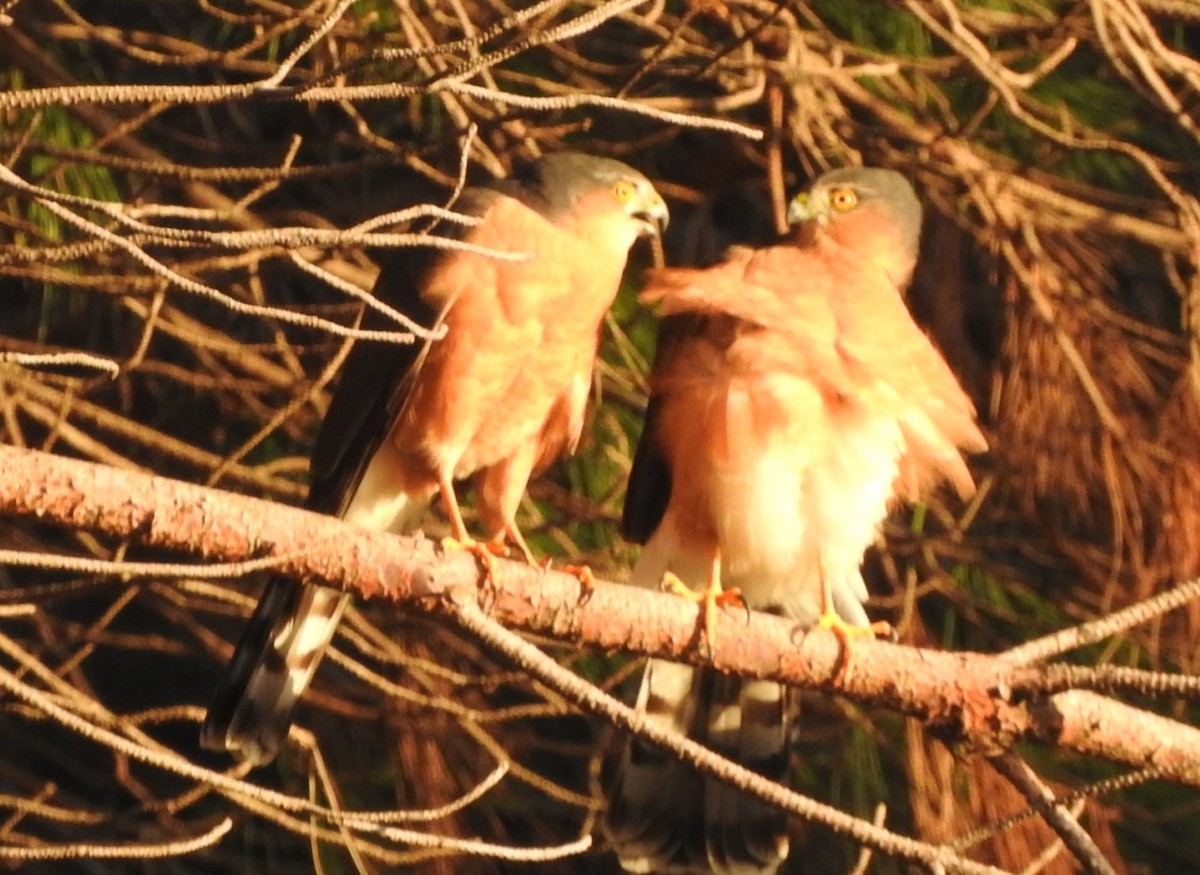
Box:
[438,487,592,602]
[661,550,744,651]
[558,562,596,596]
[437,477,507,583]
[538,552,596,597]
[496,519,594,594]
[815,571,893,686]
[488,520,596,596]
[499,521,535,565]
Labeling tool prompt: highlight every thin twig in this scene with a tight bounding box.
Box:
[989,753,1118,875]
[449,602,1008,875]
[0,818,232,860]
[0,352,120,377]
[1003,576,1200,665]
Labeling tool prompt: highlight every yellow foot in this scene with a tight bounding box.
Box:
[534,558,595,601]
[661,572,745,652]
[818,612,893,685]
[441,535,509,591]
[535,556,595,597]
[560,564,596,596]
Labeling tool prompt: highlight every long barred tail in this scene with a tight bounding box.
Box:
[201,459,421,765]
[603,659,792,875]
[200,577,349,765]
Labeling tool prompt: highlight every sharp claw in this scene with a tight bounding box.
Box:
[712,586,745,609]
[502,523,536,565]
[659,571,740,654]
[560,564,596,595]
[817,611,890,685]
[661,571,693,599]
[441,535,500,593]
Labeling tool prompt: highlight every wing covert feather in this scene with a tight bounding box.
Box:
[621,313,713,544]
[306,189,503,515]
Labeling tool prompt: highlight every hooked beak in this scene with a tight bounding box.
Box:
[786,191,822,227]
[631,193,670,238]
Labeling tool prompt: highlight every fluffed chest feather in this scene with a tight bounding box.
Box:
[659,367,907,614]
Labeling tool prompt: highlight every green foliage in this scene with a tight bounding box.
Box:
[812,2,933,58]
[21,108,119,241]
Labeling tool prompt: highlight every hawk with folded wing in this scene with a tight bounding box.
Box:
[202,152,668,765]
[604,167,985,874]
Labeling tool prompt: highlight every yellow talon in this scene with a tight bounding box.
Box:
[818,611,893,685]
[660,568,744,652]
[560,563,596,595]
[661,571,694,600]
[441,535,504,587]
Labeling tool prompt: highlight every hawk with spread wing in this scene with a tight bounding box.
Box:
[202,152,667,765]
[604,167,985,874]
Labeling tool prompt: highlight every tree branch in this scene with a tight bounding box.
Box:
[1,444,1198,787]
[988,752,1118,875]
[451,601,1009,875]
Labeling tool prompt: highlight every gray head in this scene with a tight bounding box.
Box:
[509,151,669,237]
[786,167,922,259]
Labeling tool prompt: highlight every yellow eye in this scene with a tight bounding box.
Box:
[828,187,858,211]
[613,180,636,203]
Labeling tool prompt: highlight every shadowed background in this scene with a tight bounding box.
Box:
[2,0,1199,872]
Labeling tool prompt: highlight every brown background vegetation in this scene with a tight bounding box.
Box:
[3,0,1200,872]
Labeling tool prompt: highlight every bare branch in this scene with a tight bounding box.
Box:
[451,601,1008,875]
[0,352,120,377]
[1,445,1199,788]
[0,818,233,860]
[989,753,1118,875]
